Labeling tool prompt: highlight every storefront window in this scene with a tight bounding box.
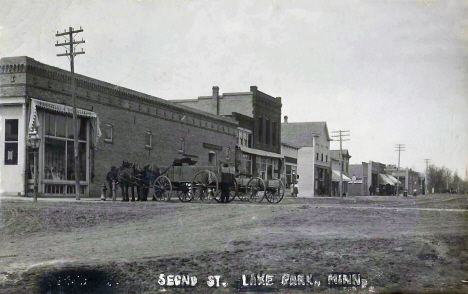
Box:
[42,111,88,182]
[239,153,252,175]
[4,119,19,165]
[257,157,275,180]
[286,165,297,187]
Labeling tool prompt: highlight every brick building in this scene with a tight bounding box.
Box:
[173,86,284,181]
[0,56,237,197]
[281,119,331,197]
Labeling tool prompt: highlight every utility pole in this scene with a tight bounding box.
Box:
[446,169,450,190]
[332,130,350,198]
[395,144,405,196]
[56,27,85,200]
[424,159,430,194]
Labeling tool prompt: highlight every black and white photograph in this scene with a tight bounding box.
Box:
[0,0,467,293]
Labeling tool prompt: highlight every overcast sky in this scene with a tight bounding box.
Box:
[1,0,467,176]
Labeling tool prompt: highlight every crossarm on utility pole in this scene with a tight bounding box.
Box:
[332,130,350,198]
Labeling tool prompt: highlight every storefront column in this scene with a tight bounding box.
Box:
[21,103,27,196]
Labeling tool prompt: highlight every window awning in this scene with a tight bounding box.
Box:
[237,145,284,159]
[386,174,401,185]
[332,170,351,182]
[29,98,102,146]
[379,174,395,186]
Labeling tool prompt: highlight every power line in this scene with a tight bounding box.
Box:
[55,26,85,200]
[331,130,350,198]
[395,144,406,196]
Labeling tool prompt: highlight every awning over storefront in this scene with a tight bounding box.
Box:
[29,98,102,146]
[386,174,401,185]
[237,145,284,159]
[332,170,351,182]
[379,174,395,186]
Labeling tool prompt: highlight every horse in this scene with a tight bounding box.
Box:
[116,161,138,202]
[106,162,160,201]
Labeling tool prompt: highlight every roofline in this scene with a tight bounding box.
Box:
[281,142,301,149]
[281,121,331,141]
[0,56,237,126]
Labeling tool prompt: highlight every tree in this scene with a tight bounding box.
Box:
[427,165,466,194]
[443,167,452,190]
[427,165,444,193]
[451,171,462,193]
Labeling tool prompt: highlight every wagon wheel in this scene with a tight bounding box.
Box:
[265,179,285,204]
[247,177,265,203]
[192,170,218,202]
[236,178,249,201]
[153,175,172,201]
[214,178,238,203]
[177,182,193,202]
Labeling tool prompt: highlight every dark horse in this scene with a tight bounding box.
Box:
[116,161,140,202]
[106,161,160,201]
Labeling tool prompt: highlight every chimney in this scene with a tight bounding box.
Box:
[250,86,257,92]
[284,116,288,123]
[212,86,220,115]
[212,86,219,99]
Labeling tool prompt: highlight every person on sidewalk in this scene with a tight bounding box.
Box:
[292,174,299,197]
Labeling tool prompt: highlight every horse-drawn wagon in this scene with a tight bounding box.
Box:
[152,157,285,203]
[234,174,285,203]
[151,157,236,203]
[110,153,285,204]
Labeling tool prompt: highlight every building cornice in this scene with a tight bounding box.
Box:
[0,56,237,127]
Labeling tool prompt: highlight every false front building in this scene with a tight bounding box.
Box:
[0,56,237,197]
[172,86,284,181]
[281,118,331,197]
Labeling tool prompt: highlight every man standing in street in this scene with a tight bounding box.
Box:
[220,163,234,203]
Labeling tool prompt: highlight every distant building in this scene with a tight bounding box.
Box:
[348,161,397,196]
[330,149,351,196]
[281,119,331,197]
[173,86,284,181]
[391,168,425,195]
[348,162,369,196]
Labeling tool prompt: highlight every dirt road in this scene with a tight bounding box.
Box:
[1,194,467,293]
